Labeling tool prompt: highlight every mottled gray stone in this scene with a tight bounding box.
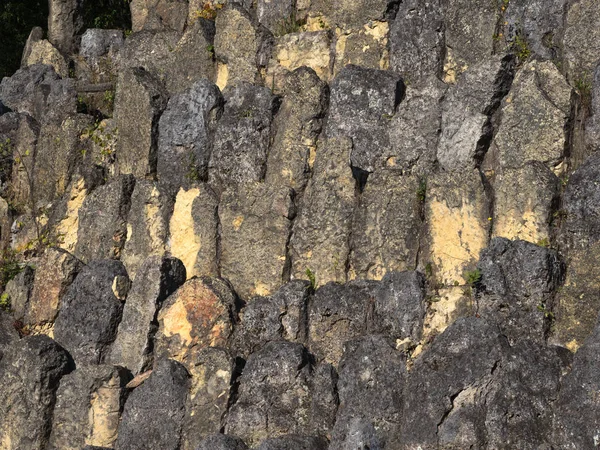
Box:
[48,0,79,54]
[195,434,249,450]
[80,29,124,60]
[257,435,328,450]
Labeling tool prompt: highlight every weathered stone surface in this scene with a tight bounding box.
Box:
[308,280,375,366]
[349,172,421,280]
[0,311,19,358]
[3,264,34,322]
[25,40,69,78]
[209,83,276,192]
[554,318,600,448]
[258,435,328,450]
[75,175,135,263]
[115,358,190,450]
[119,25,216,94]
[114,67,169,179]
[290,137,355,285]
[490,60,572,171]
[131,0,188,32]
[0,335,72,450]
[477,238,563,344]
[21,26,44,68]
[109,256,186,374]
[157,79,223,195]
[214,5,263,87]
[121,180,172,278]
[226,341,336,446]
[493,162,560,243]
[266,32,332,92]
[265,66,327,192]
[438,56,515,171]
[326,65,403,172]
[168,185,219,278]
[423,286,474,339]
[0,64,76,125]
[550,243,600,352]
[48,0,79,54]
[48,365,129,450]
[330,335,405,450]
[80,29,124,60]
[181,348,234,450]
[333,21,390,74]
[330,0,390,29]
[155,277,236,365]
[563,0,600,78]
[49,175,90,254]
[390,0,444,81]
[387,77,445,174]
[220,182,294,300]
[8,114,38,209]
[53,259,130,365]
[399,318,504,448]
[232,280,310,357]
[24,248,82,331]
[195,434,249,450]
[585,64,600,154]
[257,0,294,34]
[425,169,490,285]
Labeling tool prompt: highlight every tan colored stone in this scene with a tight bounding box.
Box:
[25,40,68,78]
[423,287,473,340]
[168,186,218,279]
[87,374,123,447]
[333,21,389,74]
[425,170,490,285]
[55,177,87,253]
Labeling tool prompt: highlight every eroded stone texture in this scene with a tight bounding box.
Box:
[195,434,249,450]
[290,137,355,286]
[25,40,69,78]
[349,172,421,280]
[180,348,234,450]
[209,83,276,192]
[425,169,490,285]
[265,67,328,192]
[168,185,219,279]
[53,259,130,365]
[0,335,72,450]
[48,365,129,450]
[387,77,445,174]
[326,65,403,172]
[131,0,189,32]
[3,265,35,322]
[9,114,38,210]
[423,286,474,339]
[330,335,406,450]
[214,5,264,87]
[121,180,172,278]
[232,280,310,357]
[390,0,444,81]
[114,67,169,179]
[48,0,79,54]
[220,182,295,300]
[0,311,18,359]
[109,256,186,374]
[438,56,515,171]
[308,280,376,366]
[257,0,294,34]
[155,277,236,365]
[563,0,600,79]
[25,248,82,332]
[333,21,390,73]
[258,435,328,450]
[115,359,190,450]
[157,79,223,196]
[490,60,572,171]
[75,175,135,263]
[477,238,563,344]
[492,162,560,243]
[226,341,336,446]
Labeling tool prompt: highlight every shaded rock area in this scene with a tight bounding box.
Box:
[3,0,600,448]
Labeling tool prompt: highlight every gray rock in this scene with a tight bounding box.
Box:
[80,29,124,60]
[114,67,169,179]
[53,259,130,365]
[21,27,44,68]
[257,435,328,450]
[232,280,310,357]
[3,264,34,322]
[208,82,276,192]
[330,335,406,450]
[157,79,223,196]
[0,335,73,450]
[115,358,190,450]
[0,64,76,125]
[331,0,391,29]
[349,172,422,279]
[257,0,295,35]
[109,256,186,375]
[48,364,130,450]
[131,0,188,32]
[195,434,249,450]
[563,0,600,79]
[585,63,600,154]
[308,280,377,366]
[220,182,295,300]
[74,175,136,263]
[477,238,563,343]
[326,65,404,173]
[389,0,445,82]
[0,311,19,358]
[181,348,235,450]
[226,341,336,446]
[48,0,79,54]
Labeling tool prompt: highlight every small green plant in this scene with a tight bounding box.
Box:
[305,268,316,290]
[424,262,433,279]
[417,178,427,203]
[193,1,223,21]
[511,33,531,63]
[185,153,202,182]
[275,12,305,37]
[206,44,215,58]
[0,292,10,312]
[104,89,115,109]
[241,109,254,119]
[0,248,23,289]
[536,238,550,248]
[76,95,89,114]
[574,74,592,110]
[537,302,555,320]
[464,269,482,287]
